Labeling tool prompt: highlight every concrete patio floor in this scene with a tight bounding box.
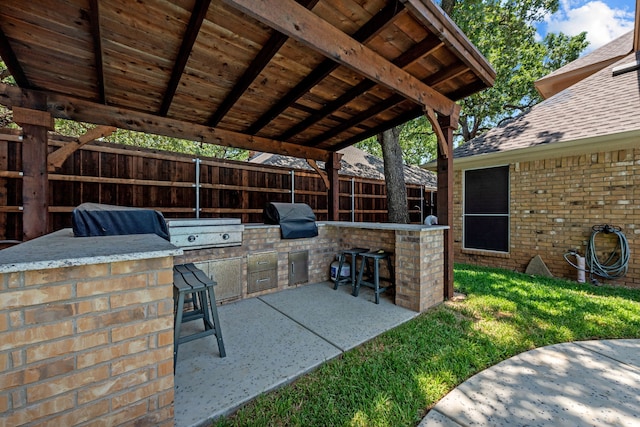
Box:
[174,281,419,427]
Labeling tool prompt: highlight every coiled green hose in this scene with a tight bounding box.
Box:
[585,224,630,282]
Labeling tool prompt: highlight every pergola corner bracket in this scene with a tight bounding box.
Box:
[47,125,116,171]
[424,107,449,159]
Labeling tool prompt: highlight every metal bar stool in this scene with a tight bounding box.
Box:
[173,263,226,370]
[353,250,394,304]
[333,247,369,291]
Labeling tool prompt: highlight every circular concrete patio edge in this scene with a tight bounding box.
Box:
[419,339,640,426]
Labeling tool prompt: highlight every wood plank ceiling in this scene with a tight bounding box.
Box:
[0,0,495,161]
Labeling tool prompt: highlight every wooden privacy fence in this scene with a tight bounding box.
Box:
[0,130,436,241]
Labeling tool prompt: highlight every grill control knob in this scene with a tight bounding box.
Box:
[222,233,230,240]
[188,235,196,242]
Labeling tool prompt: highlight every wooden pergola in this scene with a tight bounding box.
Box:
[0,0,495,298]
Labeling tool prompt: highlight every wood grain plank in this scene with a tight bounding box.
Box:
[225,0,458,117]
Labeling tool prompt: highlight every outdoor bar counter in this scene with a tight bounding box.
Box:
[0,221,446,426]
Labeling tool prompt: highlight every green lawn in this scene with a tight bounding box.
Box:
[213,264,640,427]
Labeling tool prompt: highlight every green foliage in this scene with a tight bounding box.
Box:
[0,60,15,128]
[356,0,590,164]
[54,119,249,160]
[356,119,438,166]
[448,0,589,141]
[213,264,640,426]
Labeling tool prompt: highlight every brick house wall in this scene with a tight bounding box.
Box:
[453,147,639,288]
[0,257,175,426]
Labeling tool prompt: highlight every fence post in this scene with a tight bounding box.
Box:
[420,186,424,223]
[351,177,355,222]
[193,158,201,218]
[290,170,295,203]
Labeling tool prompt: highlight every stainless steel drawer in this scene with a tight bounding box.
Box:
[248,269,277,293]
[247,251,278,272]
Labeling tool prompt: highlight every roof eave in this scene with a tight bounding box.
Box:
[534,55,630,99]
[438,129,640,171]
[401,0,496,88]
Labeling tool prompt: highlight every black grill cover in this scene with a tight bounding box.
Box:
[263,202,318,239]
[72,203,170,241]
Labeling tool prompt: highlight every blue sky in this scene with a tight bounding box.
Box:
[537,0,636,52]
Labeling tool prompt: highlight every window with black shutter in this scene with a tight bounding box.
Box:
[463,165,509,252]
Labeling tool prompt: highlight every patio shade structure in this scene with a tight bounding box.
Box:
[0,0,495,298]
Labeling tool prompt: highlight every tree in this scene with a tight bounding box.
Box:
[359,0,588,223]
[53,119,250,161]
[445,0,588,141]
[379,127,409,223]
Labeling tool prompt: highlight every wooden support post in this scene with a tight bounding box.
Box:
[326,152,342,221]
[436,114,457,300]
[12,104,54,241]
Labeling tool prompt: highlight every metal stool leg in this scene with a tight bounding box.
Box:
[373,257,381,304]
[353,254,365,297]
[350,253,358,293]
[333,253,346,290]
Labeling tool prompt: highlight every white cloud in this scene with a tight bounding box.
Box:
[544,0,634,52]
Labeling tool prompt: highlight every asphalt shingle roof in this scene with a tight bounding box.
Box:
[454,49,640,159]
[250,145,437,187]
[539,31,633,80]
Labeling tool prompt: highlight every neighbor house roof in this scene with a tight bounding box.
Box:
[250,145,437,187]
[534,31,633,99]
[450,44,640,169]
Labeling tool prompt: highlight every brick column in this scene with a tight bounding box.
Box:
[0,257,175,426]
[394,228,444,312]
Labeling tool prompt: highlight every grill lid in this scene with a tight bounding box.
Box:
[263,203,318,239]
[71,203,169,240]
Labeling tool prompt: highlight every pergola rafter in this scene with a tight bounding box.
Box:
[0,0,496,298]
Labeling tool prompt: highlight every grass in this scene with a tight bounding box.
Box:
[212,264,640,427]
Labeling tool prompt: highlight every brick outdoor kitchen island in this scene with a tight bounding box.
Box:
[0,222,446,426]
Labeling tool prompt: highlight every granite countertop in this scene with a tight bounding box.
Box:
[243,222,447,231]
[0,229,182,273]
[318,221,448,231]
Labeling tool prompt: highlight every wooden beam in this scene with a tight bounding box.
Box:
[401,0,496,87]
[247,2,406,134]
[12,107,54,129]
[0,27,30,88]
[306,48,466,151]
[159,0,211,116]
[334,108,423,150]
[278,37,444,141]
[12,101,52,241]
[48,125,116,171]
[326,152,341,220]
[224,0,459,117]
[0,82,332,162]
[88,0,106,104]
[208,0,320,127]
[436,114,457,300]
[306,94,405,146]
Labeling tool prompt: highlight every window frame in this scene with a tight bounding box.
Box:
[462,165,510,254]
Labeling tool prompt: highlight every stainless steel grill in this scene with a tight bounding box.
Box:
[166,218,243,250]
